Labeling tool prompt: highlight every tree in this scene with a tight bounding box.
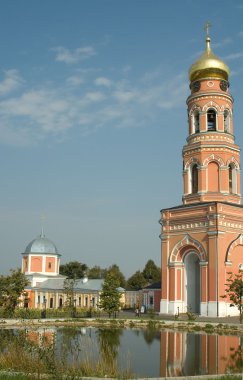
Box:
[143,260,161,284]
[88,265,106,279]
[99,273,121,317]
[127,270,147,290]
[63,278,78,317]
[221,271,243,323]
[0,269,29,316]
[105,264,126,288]
[60,261,88,279]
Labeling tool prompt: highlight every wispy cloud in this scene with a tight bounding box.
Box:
[0,62,187,146]
[138,73,187,109]
[230,66,243,76]
[0,89,70,134]
[0,70,23,96]
[224,52,243,60]
[113,90,137,103]
[94,77,112,87]
[212,37,232,49]
[80,91,106,105]
[238,31,243,37]
[66,74,84,86]
[52,46,96,64]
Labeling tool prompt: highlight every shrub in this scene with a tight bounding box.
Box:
[186,311,197,320]
[14,308,42,319]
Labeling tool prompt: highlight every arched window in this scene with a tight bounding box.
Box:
[207,109,217,131]
[194,111,200,133]
[208,162,219,192]
[224,110,230,133]
[229,164,237,194]
[191,164,198,194]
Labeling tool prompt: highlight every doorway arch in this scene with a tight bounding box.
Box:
[184,252,200,313]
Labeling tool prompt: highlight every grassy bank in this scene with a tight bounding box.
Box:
[0,372,242,380]
[1,317,242,335]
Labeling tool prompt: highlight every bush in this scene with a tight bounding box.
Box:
[147,308,155,319]
[186,311,197,320]
[193,325,201,331]
[14,308,42,319]
[204,323,214,332]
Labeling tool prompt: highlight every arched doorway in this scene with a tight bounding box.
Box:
[184,252,200,313]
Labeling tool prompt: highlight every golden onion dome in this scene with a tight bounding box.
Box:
[189,34,230,82]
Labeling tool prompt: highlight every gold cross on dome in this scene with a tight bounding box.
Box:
[204,21,212,37]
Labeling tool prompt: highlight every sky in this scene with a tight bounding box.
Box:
[1,0,243,278]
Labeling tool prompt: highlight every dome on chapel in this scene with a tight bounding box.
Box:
[24,232,59,255]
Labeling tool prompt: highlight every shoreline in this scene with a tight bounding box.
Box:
[0,317,242,334]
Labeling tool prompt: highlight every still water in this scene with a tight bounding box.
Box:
[1,327,243,377]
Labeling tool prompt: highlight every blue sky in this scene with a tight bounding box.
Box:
[1,0,243,277]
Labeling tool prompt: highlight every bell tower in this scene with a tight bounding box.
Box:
[183,24,241,205]
[160,25,243,318]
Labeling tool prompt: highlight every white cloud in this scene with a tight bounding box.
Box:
[78,91,106,107]
[122,65,131,74]
[94,77,112,87]
[212,37,232,49]
[138,73,187,110]
[0,70,23,96]
[230,66,243,76]
[52,46,96,64]
[224,52,243,60]
[113,90,137,103]
[0,64,187,146]
[66,75,84,86]
[0,89,71,138]
[238,31,243,37]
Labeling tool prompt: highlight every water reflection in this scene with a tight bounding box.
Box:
[96,328,123,370]
[160,331,242,377]
[0,326,241,377]
[143,327,160,345]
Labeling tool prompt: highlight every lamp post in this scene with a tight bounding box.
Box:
[42,298,47,319]
[89,297,93,318]
[24,292,29,309]
[73,298,76,318]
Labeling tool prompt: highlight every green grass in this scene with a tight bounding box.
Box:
[0,373,242,380]
[208,376,242,380]
[0,374,31,380]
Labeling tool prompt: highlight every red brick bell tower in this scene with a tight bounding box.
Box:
[160,24,243,317]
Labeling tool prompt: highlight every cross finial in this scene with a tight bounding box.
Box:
[40,213,46,237]
[204,21,211,37]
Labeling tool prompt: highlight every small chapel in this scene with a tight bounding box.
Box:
[160,25,243,317]
[21,230,105,310]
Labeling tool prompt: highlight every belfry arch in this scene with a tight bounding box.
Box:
[169,235,207,264]
[167,236,207,314]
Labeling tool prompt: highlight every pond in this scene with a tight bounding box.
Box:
[0,326,242,377]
